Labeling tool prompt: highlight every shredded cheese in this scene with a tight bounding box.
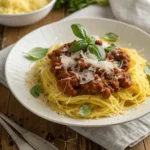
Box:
[81,50,114,71]
[60,54,76,69]
[0,0,50,14]
[60,40,118,84]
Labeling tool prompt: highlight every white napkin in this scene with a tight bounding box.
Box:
[109,0,150,33]
[1,2,150,150]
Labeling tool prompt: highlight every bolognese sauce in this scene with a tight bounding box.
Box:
[48,40,132,98]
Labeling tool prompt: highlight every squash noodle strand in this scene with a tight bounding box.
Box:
[26,45,150,119]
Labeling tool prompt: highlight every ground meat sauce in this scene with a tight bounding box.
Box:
[48,40,132,98]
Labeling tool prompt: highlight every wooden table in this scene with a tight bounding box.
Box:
[0,8,150,150]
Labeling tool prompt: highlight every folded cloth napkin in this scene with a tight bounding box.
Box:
[1,2,150,150]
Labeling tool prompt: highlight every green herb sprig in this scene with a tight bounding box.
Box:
[55,0,109,12]
[30,85,42,97]
[23,47,48,60]
[79,105,91,116]
[104,43,116,51]
[69,24,106,60]
[102,32,119,42]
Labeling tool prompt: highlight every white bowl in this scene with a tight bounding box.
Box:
[0,0,56,27]
[5,18,150,127]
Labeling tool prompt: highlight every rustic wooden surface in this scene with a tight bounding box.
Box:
[0,8,149,150]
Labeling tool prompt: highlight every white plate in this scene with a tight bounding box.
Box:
[5,18,150,127]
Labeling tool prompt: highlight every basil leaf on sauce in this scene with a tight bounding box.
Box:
[24,47,48,60]
[102,32,119,42]
[69,40,88,52]
[88,44,106,61]
[145,64,150,76]
[79,105,91,116]
[30,85,42,97]
[71,24,88,40]
[105,44,116,52]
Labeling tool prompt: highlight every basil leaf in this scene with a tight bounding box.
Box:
[24,47,48,60]
[69,40,88,52]
[71,24,88,40]
[102,32,119,42]
[30,85,42,98]
[105,44,116,52]
[87,37,96,45]
[79,105,91,116]
[145,64,150,76]
[88,44,106,61]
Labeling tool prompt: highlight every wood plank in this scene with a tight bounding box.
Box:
[91,141,106,150]
[0,85,10,114]
[143,136,150,150]
[0,23,12,150]
[0,85,12,150]
[0,26,4,49]
[126,141,145,150]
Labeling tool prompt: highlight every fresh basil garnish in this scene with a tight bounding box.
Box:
[24,47,48,60]
[71,24,88,40]
[105,44,116,52]
[88,44,106,61]
[102,32,119,42]
[30,85,42,98]
[87,37,96,45]
[69,24,106,60]
[69,40,88,52]
[79,105,91,116]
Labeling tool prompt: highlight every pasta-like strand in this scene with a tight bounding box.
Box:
[26,45,150,119]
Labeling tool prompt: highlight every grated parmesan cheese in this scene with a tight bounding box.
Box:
[55,65,62,69]
[0,0,50,14]
[81,50,114,71]
[60,40,118,84]
[60,54,76,69]
[78,69,95,84]
[101,42,110,48]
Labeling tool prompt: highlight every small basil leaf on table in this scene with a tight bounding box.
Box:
[102,32,119,42]
[79,105,91,116]
[30,85,42,98]
[88,44,106,60]
[24,47,48,60]
[145,64,150,76]
[105,44,116,52]
[71,24,88,40]
[69,40,88,52]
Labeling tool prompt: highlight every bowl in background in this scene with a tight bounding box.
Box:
[0,0,56,27]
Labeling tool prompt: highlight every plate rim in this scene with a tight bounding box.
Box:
[5,17,150,127]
